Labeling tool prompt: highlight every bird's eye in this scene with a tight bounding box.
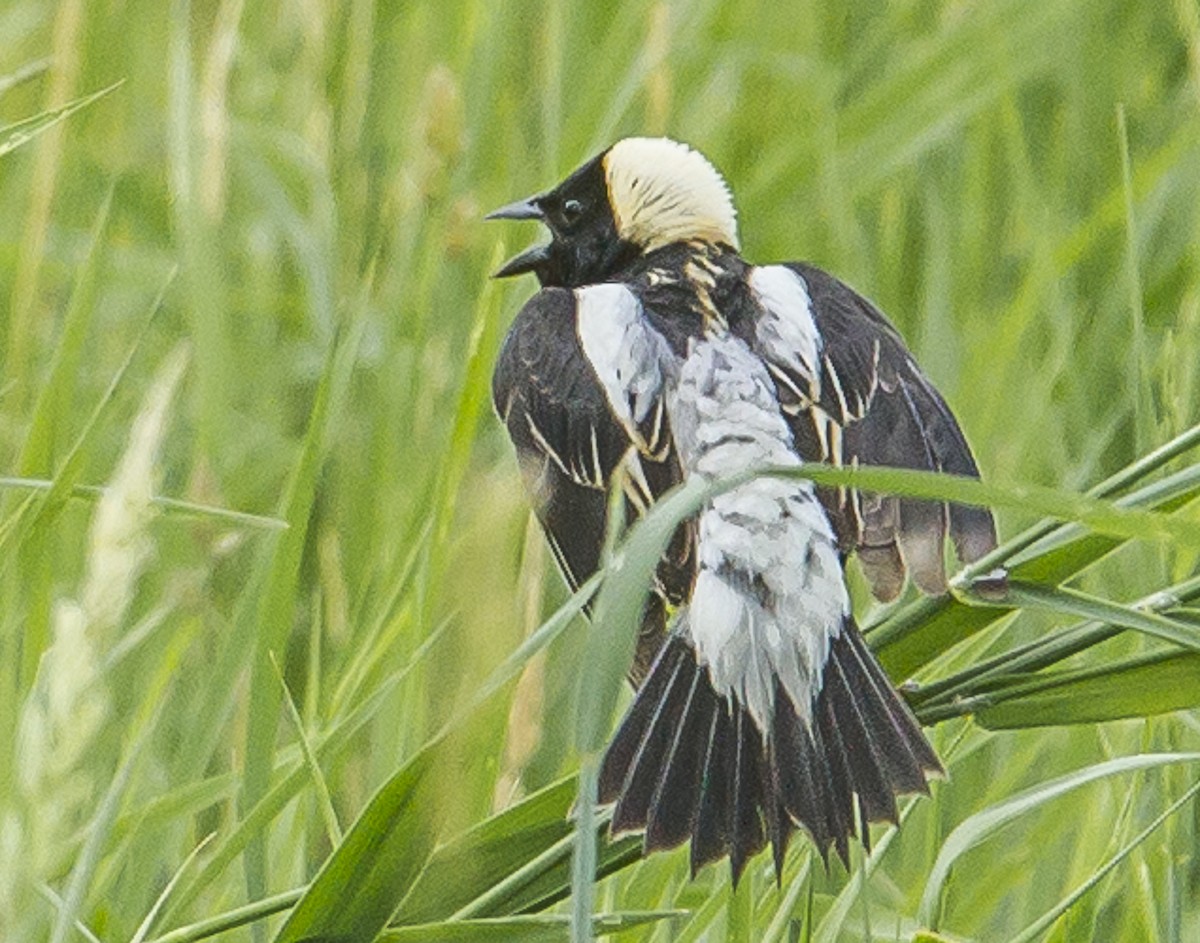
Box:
[561,199,584,225]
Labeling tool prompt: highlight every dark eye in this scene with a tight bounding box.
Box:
[561,199,585,226]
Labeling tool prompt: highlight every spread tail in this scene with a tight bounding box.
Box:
[597,620,942,884]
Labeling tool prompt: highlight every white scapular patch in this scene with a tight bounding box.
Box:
[749,265,822,406]
[666,332,849,731]
[604,137,739,253]
[574,283,670,449]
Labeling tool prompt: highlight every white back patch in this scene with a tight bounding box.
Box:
[749,265,821,403]
[604,138,739,252]
[666,332,848,730]
[574,284,667,446]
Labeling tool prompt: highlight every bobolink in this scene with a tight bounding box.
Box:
[489,137,998,882]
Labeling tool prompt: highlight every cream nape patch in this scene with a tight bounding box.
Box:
[603,137,740,253]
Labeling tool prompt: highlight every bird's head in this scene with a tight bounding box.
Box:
[487,137,739,288]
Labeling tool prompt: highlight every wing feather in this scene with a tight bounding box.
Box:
[492,286,689,680]
[744,263,999,601]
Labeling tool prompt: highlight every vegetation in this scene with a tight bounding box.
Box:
[2,0,1199,940]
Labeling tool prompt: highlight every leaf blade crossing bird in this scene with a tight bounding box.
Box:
[488,138,1000,883]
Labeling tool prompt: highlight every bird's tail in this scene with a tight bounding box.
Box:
[597,618,942,883]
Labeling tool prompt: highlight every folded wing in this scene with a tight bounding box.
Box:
[743,263,999,600]
[492,286,691,682]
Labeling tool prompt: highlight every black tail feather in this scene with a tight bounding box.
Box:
[813,692,856,865]
[760,747,790,880]
[728,709,766,884]
[839,628,940,791]
[848,629,944,777]
[598,639,684,803]
[773,699,831,857]
[599,623,941,884]
[645,671,711,850]
[609,653,690,834]
[822,654,898,824]
[690,701,732,872]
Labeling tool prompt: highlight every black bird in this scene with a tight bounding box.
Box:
[488,137,998,883]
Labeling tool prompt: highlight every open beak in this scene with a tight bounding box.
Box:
[492,243,552,279]
[486,195,550,278]
[485,196,544,221]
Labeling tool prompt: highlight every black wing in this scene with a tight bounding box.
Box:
[492,287,690,681]
[747,263,998,600]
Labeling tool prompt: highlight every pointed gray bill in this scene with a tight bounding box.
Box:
[485,195,544,221]
[491,243,551,278]
[486,195,549,278]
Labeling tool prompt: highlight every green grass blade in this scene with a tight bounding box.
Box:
[395,776,578,924]
[0,80,124,159]
[916,753,1200,928]
[14,187,114,478]
[572,456,1197,743]
[271,653,342,846]
[812,795,928,943]
[129,834,216,943]
[35,885,103,943]
[161,622,450,924]
[240,315,366,905]
[911,570,1200,711]
[975,650,1200,729]
[570,756,599,943]
[0,478,286,531]
[0,266,177,565]
[272,575,599,941]
[1009,778,1200,943]
[869,419,1200,675]
[145,890,302,943]
[872,462,1200,679]
[996,581,1200,654]
[49,718,155,943]
[771,464,1198,548]
[1008,462,1200,580]
[379,912,685,943]
[466,828,644,919]
[272,745,443,943]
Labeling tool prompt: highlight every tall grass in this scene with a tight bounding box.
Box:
[1,1,1199,940]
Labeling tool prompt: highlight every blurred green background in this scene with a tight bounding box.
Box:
[2,0,1199,940]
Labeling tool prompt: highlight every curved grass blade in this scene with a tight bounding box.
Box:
[13,187,115,482]
[379,911,685,943]
[1009,778,1200,943]
[868,421,1200,676]
[145,891,301,943]
[273,745,443,943]
[975,650,1200,729]
[0,80,125,159]
[916,753,1200,927]
[490,829,644,919]
[572,459,1184,757]
[130,834,216,943]
[913,572,1200,716]
[565,458,1198,935]
[0,477,286,531]
[161,621,453,925]
[394,776,578,924]
[272,575,598,942]
[997,581,1200,652]
[779,464,1198,547]
[241,314,366,908]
